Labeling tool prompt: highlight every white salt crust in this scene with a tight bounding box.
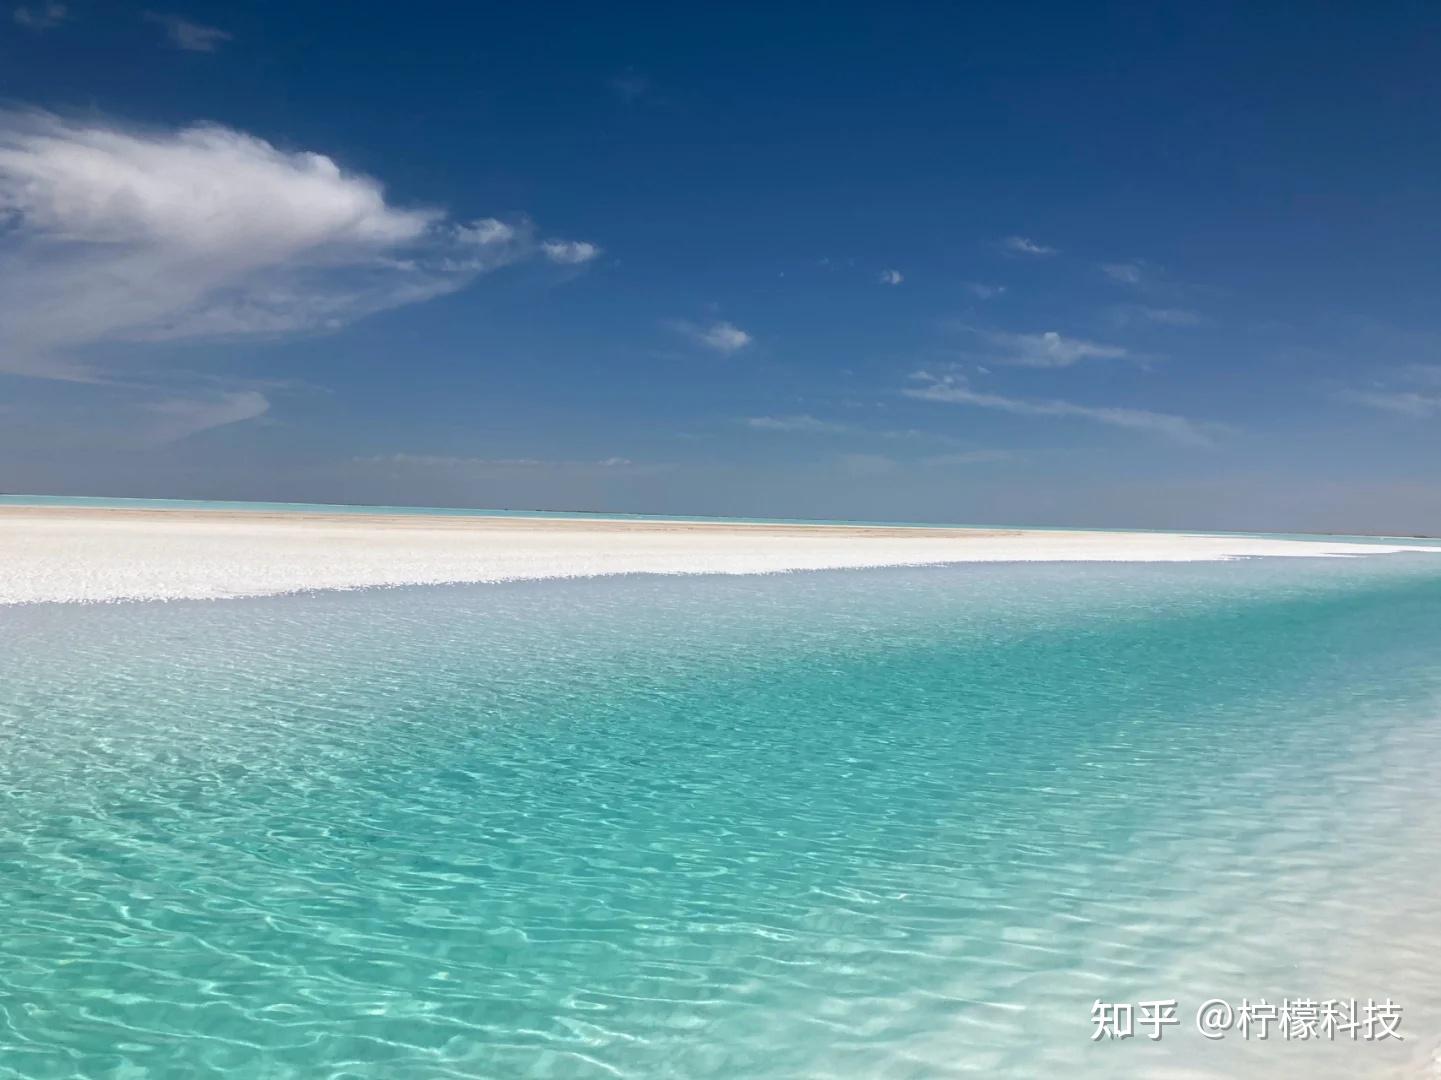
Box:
[2,507,1438,605]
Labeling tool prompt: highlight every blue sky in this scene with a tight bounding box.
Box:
[3,2,1440,531]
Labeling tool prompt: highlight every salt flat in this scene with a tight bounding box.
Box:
[1,505,1438,604]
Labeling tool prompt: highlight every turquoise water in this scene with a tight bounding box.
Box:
[4,559,1441,1077]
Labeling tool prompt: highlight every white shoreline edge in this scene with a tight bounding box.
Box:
[2,506,1439,605]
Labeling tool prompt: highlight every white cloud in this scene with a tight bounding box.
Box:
[1337,364,1441,418]
[923,449,1013,466]
[356,452,659,473]
[541,239,601,265]
[1100,261,1144,284]
[0,111,595,378]
[1402,363,1441,386]
[609,70,651,102]
[1113,304,1202,327]
[143,11,232,51]
[879,268,903,286]
[746,414,847,433]
[13,1,65,29]
[1001,236,1057,256]
[904,371,1217,446]
[673,319,752,354]
[839,453,897,476]
[454,218,518,246]
[1341,389,1441,418]
[964,282,1006,299]
[980,329,1128,368]
[144,390,270,444]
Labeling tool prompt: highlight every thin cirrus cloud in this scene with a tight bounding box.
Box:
[1337,364,1441,418]
[355,453,666,474]
[745,415,990,451]
[143,390,271,445]
[974,328,1128,368]
[672,319,752,354]
[1343,390,1441,417]
[1112,304,1203,327]
[1000,236,1057,256]
[905,371,1218,446]
[1100,261,1145,285]
[0,110,600,380]
[142,11,232,51]
[746,415,849,433]
[12,1,65,29]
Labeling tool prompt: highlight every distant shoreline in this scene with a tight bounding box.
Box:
[1,494,1436,542]
[3,503,1440,606]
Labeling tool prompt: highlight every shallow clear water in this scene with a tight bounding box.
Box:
[3,559,1441,1078]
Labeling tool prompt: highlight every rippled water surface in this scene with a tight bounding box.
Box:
[4,559,1441,1078]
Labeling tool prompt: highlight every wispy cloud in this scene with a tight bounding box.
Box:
[143,11,232,51]
[1337,364,1441,418]
[1111,304,1203,327]
[879,268,904,286]
[0,110,598,378]
[746,414,848,433]
[144,390,270,444]
[1100,261,1145,285]
[839,453,897,476]
[923,449,1013,466]
[12,1,65,29]
[745,414,989,450]
[974,328,1128,368]
[1000,236,1057,257]
[964,282,1006,299]
[1402,363,1441,386]
[541,239,601,265]
[904,371,1218,446]
[356,452,664,473]
[672,319,752,354]
[608,69,651,102]
[1341,389,1441,417]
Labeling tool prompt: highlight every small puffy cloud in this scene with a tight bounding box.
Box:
[879,268,903,286]
[0,110,594,378]
[143,11,232,51]
[12,1,65,29]
[905,370,1218,446]
[1001,236,1057,256]
[541,239,601,265]
[672,319,751,354]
